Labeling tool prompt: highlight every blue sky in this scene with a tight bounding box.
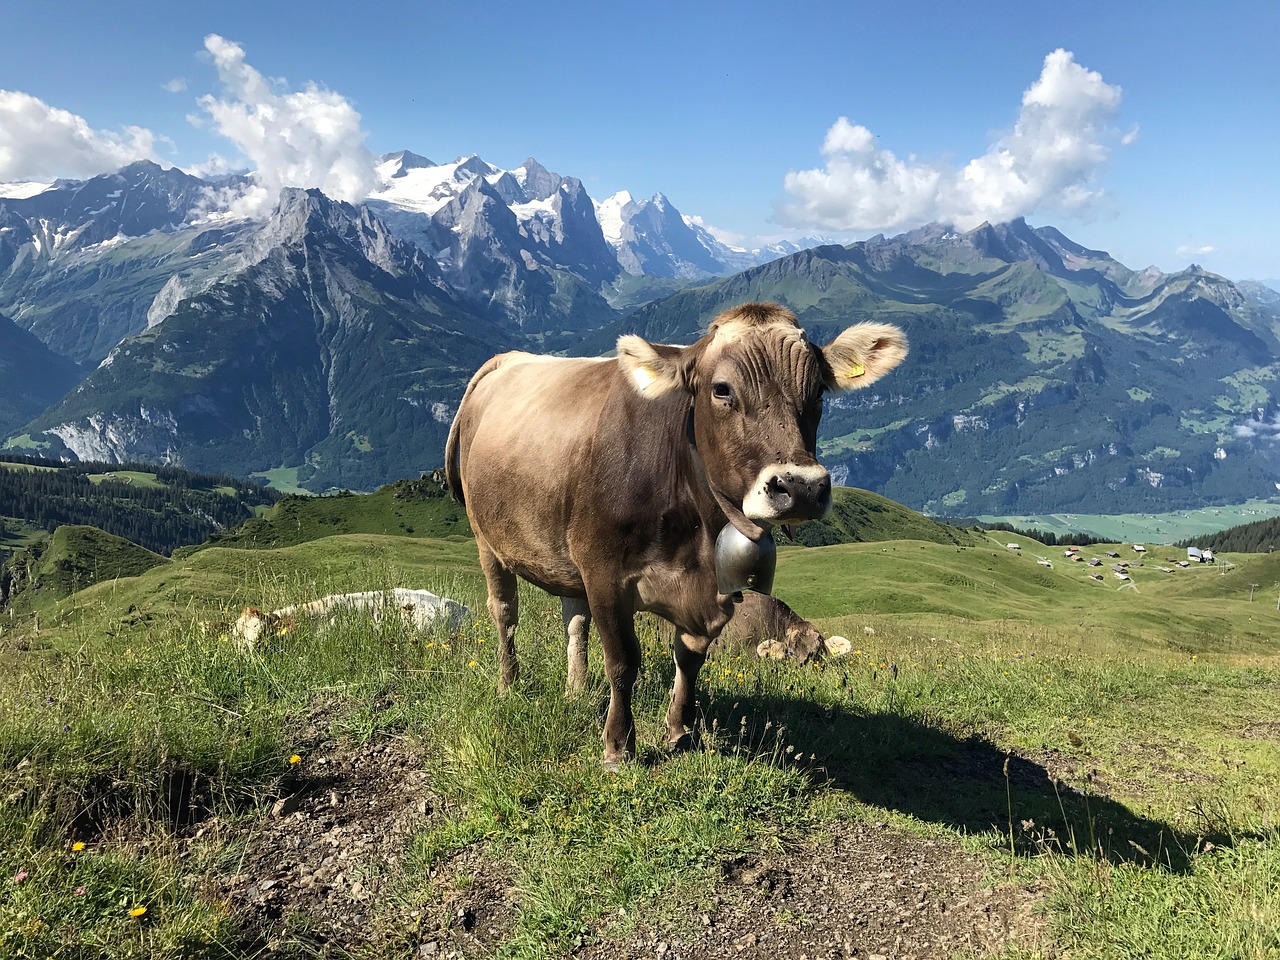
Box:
[2,0,1277,281]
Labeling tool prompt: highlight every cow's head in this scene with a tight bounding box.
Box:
[618,302,906,537]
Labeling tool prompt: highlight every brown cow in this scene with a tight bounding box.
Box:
[716,593,835,664]
[446,302,906,765]
[666,592,851,663]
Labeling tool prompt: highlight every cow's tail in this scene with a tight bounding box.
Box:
[445,352,519,509]
[444,410,466,508]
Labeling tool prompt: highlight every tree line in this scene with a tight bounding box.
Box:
[0,454,281,557]
[1176,516,1280,554]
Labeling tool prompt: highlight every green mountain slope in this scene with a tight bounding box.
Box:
[17,526,1279,663]
[785,487,983,547]
[585,221,1280,516]
[2,524,167,612]
[0,312,82,436]
[0,454,280,557]
[193,473,472,552]
[23,190,515,492]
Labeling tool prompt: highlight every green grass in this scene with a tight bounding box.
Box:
[2,532,1279,957]
[787,486,984,547]
[975,499,1280,544]
[86,470,165,490]
[5,526,168,615]
[0,516,48,559]
[249,467,310,497]
[197,479,471,553]
[1,434,53,451]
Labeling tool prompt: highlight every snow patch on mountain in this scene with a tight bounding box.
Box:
[595,191,632,245]
[0,181,54,199]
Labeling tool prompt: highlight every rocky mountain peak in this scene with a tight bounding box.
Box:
[516,158,563,202]
[453,155,497,182]
[381,150,436,178]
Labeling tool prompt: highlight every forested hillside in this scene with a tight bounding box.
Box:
[1179,515,1280,553]
[0,455,280,557]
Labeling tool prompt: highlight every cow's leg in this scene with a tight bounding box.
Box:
[561,597,592,696]
[666,630,713,751]
[477,537,520,690]
[589,597,641,766]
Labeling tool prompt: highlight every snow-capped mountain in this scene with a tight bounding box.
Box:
[0,151,820,344]
[593,189,830,280]
[0,162,258,363]
[368,152,826,313]
[25,188,512,490]
[367,152,620,329]
[6,153,1280,516]
[0,160,210,264]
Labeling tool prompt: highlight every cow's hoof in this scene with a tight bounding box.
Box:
[600,756,629,773]
[666,732,696,754]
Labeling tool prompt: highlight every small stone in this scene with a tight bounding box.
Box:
[418,942,439,957]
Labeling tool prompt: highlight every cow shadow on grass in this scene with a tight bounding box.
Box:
[695,692,1246,873]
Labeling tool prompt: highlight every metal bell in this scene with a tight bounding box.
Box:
[715,523,776,595]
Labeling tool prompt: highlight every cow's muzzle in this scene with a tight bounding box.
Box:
[742,464,832,524]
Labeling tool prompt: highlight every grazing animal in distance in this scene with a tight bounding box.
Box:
[230,589,468,650]
[231,606,289,649]
[446,301,907,765]
[715,592,850,663]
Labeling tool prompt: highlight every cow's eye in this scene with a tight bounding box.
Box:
[711,382,734,403]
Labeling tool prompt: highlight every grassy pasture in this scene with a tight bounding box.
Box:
[0,533,1278,958]
[85,471,166,490]
[976,499,1280,545]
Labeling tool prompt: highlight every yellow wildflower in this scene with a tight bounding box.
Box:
[71,841,86,852]
[289,754,302,764]
[129,906,147,918]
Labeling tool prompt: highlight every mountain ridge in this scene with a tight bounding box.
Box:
[3,160,1280,512]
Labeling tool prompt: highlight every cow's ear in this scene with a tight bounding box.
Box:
[617,335,694,395]
[820,323,908,392]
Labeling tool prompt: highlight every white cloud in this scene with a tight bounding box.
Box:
[196,34,376,219]
[0,89,160,181]
[182,153,236,179]
[1176,243,1216,257]
[779,49,1133,233]
[163,78,188,94]
[1234,413,1280,440]
[684,213,747,247]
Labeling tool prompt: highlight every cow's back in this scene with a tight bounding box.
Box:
[448,353,616,595]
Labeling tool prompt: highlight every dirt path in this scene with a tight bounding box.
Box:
[203,728,1044,958]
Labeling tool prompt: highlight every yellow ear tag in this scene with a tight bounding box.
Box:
[847,363,866,379]
[632,365,657,389]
